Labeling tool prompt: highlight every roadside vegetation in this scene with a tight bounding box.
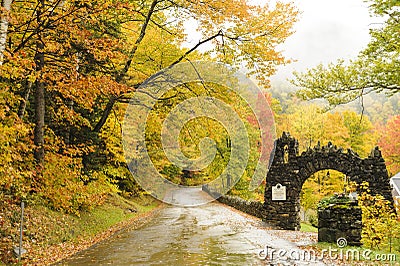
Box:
[291,0,400,260]
[300,223,317,233]
[0,193,160,264]
[0,0,298,264]
[0,0,399,264]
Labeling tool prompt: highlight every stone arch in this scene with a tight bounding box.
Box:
[263,132,394,230]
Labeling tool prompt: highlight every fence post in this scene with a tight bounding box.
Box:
[18,201,24,261]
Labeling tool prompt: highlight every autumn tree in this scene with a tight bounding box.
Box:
[358,181,400,252]
[0,0,12,65]
[277,104,325,151]
[276,104,378,215]
[378,115,400,175]
[276,103,377,155]
[0,0,298,208]
[94,0,299,133]
[3,0,298,161]
[342,111,378,157]
[141,81,267,199]
[301,169,346,221]
[292,0,399,106]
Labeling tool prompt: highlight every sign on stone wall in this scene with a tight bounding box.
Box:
[272,183,286,201]
[264,132,394,231]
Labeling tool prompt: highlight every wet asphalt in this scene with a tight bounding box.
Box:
[60,188,325,265]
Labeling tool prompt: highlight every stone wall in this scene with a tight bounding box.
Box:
[202,185,266,220]
[203,132,394,232]
[264,132,394,231]
[318,202,362,246]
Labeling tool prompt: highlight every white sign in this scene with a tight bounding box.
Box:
[272,183,286,201]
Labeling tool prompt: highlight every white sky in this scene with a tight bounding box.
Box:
[271,0,380,83]
[184,0,381,84]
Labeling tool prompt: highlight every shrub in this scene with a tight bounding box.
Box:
[317,192,353,209]
[358,182,399,252]
[308,212,318,228]
[39,153,115,215]
[0,109,34,199]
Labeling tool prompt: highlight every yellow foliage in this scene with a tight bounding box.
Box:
[358,182,399,251]
[40,153,115,215]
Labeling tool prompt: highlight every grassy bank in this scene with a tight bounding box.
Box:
[0,193,162,265]
[300,223,318,233]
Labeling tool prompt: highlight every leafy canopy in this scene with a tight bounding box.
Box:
[292,0,400,106]
[0,0,299,211]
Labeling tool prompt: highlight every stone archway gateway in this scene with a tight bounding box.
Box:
[263,132,394,231]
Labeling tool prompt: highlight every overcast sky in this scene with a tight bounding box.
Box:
[270,0,379,83]
[184,0,380,84]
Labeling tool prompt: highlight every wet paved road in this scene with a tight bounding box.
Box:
[61,188,324,265]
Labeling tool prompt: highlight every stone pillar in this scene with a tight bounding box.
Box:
[318,201,362,246]
[263,132,394,231]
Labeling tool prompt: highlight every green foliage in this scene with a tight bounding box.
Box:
[317,192,353,210]
[308,213,318,228]
[292,0,399,105]
[300,222,318,233]
[229,170,258,200]
[99,107,145,197]
[160,164,183,185]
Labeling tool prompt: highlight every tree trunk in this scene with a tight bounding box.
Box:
[0,0,12,65]
[93,0,158,133]
[64,99,73,144]
[18,81,32,119]
[93,95,116,133]
[34,77,45,163]
[34,0,45,164]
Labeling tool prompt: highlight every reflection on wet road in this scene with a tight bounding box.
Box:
[61,188,324,265]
